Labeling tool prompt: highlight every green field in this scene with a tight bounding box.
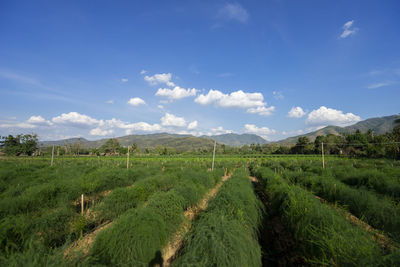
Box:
[1,155,400,266]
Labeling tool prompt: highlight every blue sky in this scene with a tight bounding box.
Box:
[0,0,399,141]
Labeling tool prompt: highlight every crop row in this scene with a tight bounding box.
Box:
[173,168,263,267]
[85,167,224,266]
[254,167,400,266]
[282,169,400,242]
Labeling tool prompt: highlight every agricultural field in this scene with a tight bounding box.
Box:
[0,155,400,266]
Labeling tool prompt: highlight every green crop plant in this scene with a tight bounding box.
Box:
[282,169,400,242]
[255,167,400,266]
[173,168,263,267]
[87,167,222,266]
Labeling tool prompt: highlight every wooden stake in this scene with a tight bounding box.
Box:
[81,194,84,238]
[127,146,130,169]
[322,142,325,169]
[211,141,216,171]
[81,194,84,215]
[51,145,55,166]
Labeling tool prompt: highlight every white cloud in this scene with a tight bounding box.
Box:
[340,20,358,39]
[246,106,275,116]
[0,121,37,129]
[121,78,128,83]
[219,3,249,23]
[140,69,147,75]
[27,115,53,126]
[306,106,361,127]
[52,112,100,127]
[90,128,114,136]
[106,100,114,104]
[187,120,198,130]
[161,113,186,127]
[127,97,146,106]
[155,86,197,100]
[144,73,175,87]
[195,89,263,108]
[367,81,394,89]
[195,89,274,116]
[124,122,162,134]
[103,118,161,133]
[244,124,276,140]
[157,105,164,109]
[210,126,233,135]
[273,91,284,100]
[288,106,306,118]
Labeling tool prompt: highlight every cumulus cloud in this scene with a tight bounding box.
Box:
[306,106,361,127]
[121,78,128,83]
[90,128,114,136]
[157,105,164,109]
[155,86,197,100]
[195,89,263,108]
[52,112,100,127]
[340,20,358,39]
[187,120,198,130]
[195,89,274,116]
[219,3,249,23]
[244,124,276,140]
[144,73,175,87]
[209,126,233,135]
[288,106,306,118]
[127,97,146,106]
[247,106,275,116]
[140,69,147,75]
[124,122,162,134]
[161,113,186,127]
[27,115,53,126]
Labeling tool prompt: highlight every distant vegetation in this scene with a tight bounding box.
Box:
[0,134,38,156]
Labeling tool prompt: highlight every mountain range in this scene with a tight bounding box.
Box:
[276,114,398,145]
[40,114,398,149]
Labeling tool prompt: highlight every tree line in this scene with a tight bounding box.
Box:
[1,120,399,159]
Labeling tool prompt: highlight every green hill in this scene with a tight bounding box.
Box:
[204,133,268,147]
[276,114,399,145]
[40,133,216,152]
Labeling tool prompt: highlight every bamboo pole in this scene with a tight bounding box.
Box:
[51,145,54,166]
[322,142,325,169]
[81,194,84,237]
[127,146,130,169]
[211,141,216,171]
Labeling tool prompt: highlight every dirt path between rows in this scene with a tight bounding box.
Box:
[64,184,135,260]
[313,194,398,251]
[162,174,232,267]
[249,176,306,267]
[281,176,398,251]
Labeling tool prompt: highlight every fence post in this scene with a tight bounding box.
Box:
[127,146,130,169]
[211,141,216,171]
[322,142,325,169]
[51,145,54,166]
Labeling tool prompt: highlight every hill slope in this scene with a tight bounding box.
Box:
[204,133,268,147]
[276,114,399,145]
[40,133,216,152]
